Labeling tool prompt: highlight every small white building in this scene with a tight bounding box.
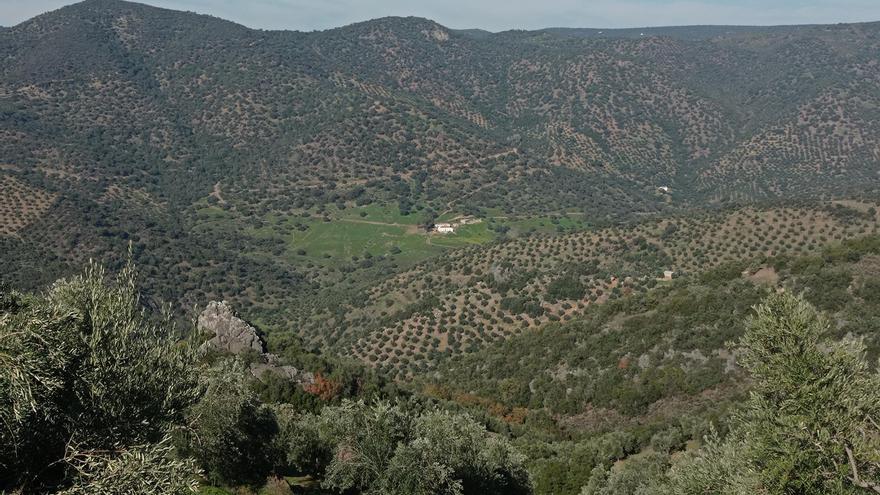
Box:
[663,270,675,281]
[435,223,455,234]
[657,186,670,194]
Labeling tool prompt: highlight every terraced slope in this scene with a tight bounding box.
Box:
[297,203,880,377]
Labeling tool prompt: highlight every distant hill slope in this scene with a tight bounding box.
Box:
[1,0,879,348]
[296,202,880,377]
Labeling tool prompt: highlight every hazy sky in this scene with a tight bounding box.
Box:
[3,0,880,31]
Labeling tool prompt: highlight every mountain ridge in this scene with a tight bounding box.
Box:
[11,0,880,37]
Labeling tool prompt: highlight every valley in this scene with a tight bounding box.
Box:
[2,1,880,494]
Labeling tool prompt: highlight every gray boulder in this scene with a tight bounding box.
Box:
[198,301,315,386]
[198,301,266,355]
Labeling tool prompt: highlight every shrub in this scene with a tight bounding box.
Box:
[665,293,880,494]
[182,359,280,486]
[57,437,200,495]
[0,261,200,492]
[313,400,532,495]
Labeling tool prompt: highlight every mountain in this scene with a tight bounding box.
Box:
[4,2,880,494]
[1,0,879,363]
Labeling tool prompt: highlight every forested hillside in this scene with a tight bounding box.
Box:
[2,1,880,492]
[2,0,880,307]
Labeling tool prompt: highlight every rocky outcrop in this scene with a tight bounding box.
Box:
[198,301,265,355]
[198,301,314,385]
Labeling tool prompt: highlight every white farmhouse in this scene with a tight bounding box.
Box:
[435,223,455,234]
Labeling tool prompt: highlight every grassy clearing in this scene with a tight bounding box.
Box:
[275,205,502,264]
[194,205,236,221]
[288,217,497,265]
[430,223,495,247]
[192,201,596,270]
[289,218,436,261]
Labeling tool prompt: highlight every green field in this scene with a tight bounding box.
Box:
[287,217,495,264]
[334,203,425,225]
[289,219,434,261]
[429,222,495,247]
[193,202,594,270]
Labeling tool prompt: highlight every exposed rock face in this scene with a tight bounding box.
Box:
[198,301,265,355]
[198,301,314,385]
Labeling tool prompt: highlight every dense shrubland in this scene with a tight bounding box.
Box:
[5,240,880,493]
[0,262,531,494]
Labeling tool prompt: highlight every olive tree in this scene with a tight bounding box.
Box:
[285,400,533,495]
[0,261,200,492]
[736,292,880,494]
[182,359,280,486]
[664,293,880,494]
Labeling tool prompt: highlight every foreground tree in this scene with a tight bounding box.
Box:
[666,292,880,494]
[279,400,533,495]
[0,261,200,493]
[58,437,199,495]
[181,359,280,486]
